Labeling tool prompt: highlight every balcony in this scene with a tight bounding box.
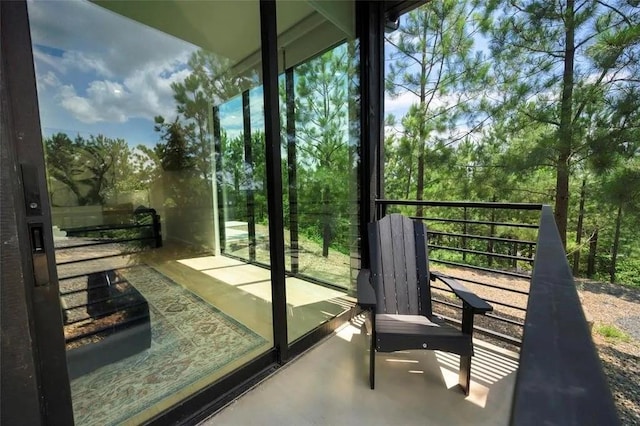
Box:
[199,202,619,426]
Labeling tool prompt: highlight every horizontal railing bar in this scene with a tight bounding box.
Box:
[432,298,460,309]
[416,216,539,229]
[435,273,530,295]
[433,313,522,347]
[63,289,139,310]
[62,222,153,234]
[56,250,144,266]
[57,265,136,282]
[433,297,526,322]
[428,230,537,246]
[429,244,535,263]
[377,199,543,210]
[480,298,527,312]
[431,287,527,312]
[65,314,149,344]
[55,236,155,250]
[430,259,531,279]
[60,278,128,297]
[64,300,148,326]
[485,312,525,327]
[472,324,522,347]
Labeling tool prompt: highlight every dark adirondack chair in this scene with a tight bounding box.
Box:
[357,214,493,395]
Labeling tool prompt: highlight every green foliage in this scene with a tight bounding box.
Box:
[385,0,491,215]
[290,43,357,257]
[478,0,640,246]
[384,0,640,286]
[614,260,640,288]
[44,132,146,206]
[594,324,631,342]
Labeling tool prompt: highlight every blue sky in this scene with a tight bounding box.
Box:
[28,0,468,150]
[27,0,262,148]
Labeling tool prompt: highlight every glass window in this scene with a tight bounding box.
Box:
[29,1,273,423]
[276,1,360,342]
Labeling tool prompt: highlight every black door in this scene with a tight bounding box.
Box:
[0,1,74,424]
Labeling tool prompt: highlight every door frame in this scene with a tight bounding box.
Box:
[0,1,74,424]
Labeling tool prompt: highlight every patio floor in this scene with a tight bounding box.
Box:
[200,315,519,426]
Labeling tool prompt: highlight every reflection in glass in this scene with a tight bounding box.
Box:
[276,1,361,342]
[29,1,272,423]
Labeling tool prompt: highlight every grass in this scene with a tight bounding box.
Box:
[594,323,631,343]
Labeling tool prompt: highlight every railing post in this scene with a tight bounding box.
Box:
[462,207,468,261]
[212,105,226,254]
[152,209,162,248]
[487,206,496,266]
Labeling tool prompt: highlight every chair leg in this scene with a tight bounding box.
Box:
[459,305,474,396]
[459,355,471,396]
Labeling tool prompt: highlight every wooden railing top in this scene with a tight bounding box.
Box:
[510,205,619,425]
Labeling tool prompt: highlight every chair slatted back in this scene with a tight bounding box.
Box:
[368,214,432,316]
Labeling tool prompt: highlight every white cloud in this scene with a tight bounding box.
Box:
[28,1,197,126]
[54,62,190,124]
[36,70,61,92]
[58,84,100,123]
[28,1,196,78]
[61,51,113,78]
[28,0,198,126]
[385,91,418,118]
[33,48,66,74]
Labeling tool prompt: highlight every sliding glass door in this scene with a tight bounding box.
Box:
[275,1,361,342]
[24,0,364,423]
[28,1,273,423]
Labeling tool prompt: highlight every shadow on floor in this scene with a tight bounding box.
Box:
[203,315,519,426]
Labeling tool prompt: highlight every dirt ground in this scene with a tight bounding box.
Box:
[433,266,640,425]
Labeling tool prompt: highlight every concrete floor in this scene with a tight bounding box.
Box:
[201,316,519,426]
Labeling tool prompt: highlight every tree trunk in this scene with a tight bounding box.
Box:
[572,178,586,275]
[416,35,428,218]
[416,145,425,217]
[405,164,412,200]
[587,228,598,278]
[610,205,622,283]
[462,207,468,262]
[322,186,331,257]
[555,0,575,249]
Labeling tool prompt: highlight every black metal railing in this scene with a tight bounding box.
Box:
[58,208,162,262]
[376,199,543,348]
[56,208,161,343]
[375,200,618,423]
[510,206,619,425]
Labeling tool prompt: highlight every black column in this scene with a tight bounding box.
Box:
[212,105,226,253]
[285,68,299,274]
[356,1,385,268]
[242,90,257,262]
[259,0,288,362]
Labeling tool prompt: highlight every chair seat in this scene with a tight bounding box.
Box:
[375,313,472,356]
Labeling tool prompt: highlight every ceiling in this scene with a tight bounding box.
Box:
[94,0,354,74]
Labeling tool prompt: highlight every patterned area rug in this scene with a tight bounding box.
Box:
[70,265,267,425]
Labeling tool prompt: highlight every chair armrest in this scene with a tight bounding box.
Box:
[357,268,376,309]
[431,272,492,314]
